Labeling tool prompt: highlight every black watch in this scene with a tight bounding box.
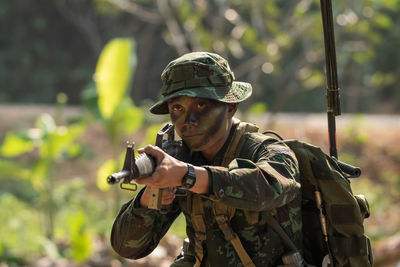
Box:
[180,163,196,189]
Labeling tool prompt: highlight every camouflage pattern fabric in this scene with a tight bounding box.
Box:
[111,119,302,266]
[150,52,252,114]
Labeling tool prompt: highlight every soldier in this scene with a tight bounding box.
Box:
[111,52,302,266]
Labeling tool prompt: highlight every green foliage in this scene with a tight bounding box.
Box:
[97,159,116,192]
[87,38,145,195]
[140,123,167,149]
[350,178,396,239]
[66,211,92,263]
[0,193,43,261]
[247,102,268,115]
[0,28,145,267]
[0,96,87,249]
[3,0,400,113]
[94,38,136,119]
[344,115,369,146]
[0,132,35,157]
[2,1,400,265]
[0,159,30,180]
[381,171,400,200]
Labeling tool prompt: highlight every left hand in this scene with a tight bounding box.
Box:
[134,145,187,188]
[139,186,176,207]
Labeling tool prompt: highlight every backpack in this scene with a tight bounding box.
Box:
[190,120,373,267]
[282,138,373,266]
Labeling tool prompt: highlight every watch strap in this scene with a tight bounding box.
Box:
[180,163,196,189]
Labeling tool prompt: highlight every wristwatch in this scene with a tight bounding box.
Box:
[180,163,196,189]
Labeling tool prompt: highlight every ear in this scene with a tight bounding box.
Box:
[227,103,239,117]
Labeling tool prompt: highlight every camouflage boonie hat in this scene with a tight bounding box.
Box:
[150,52,252,114]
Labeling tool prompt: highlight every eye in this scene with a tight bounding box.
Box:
[196,101,207,110]
[170,104,183,113]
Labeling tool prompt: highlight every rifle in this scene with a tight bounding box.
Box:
[319,1,341,266]
[107,123,189,213]
[320,0,341,159]
[319,2,362,266]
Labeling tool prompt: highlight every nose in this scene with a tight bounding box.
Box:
[184,111,198,127]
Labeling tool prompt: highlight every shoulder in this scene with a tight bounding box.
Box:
[244,131,297,161]
[244,131,277,145]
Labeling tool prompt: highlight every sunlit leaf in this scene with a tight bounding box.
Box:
[67,211,92,263]
[65,143,83,157]
[373,13,393,29]
[113,98,144,134]
[242,26,258,45]
[38,124,85,159]
[371,72,384,86]
[1,131,35,157]
[248,102,268,115]
[96,159,116,191]
[139,123,166,149]
[81,83,102,119]
[31,160,48,191]
[94,38,136,119]
[381,0,400,10]
[303,71,325,89]
[0,159,30,179]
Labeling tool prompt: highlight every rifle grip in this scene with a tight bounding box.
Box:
[148,188,163,210]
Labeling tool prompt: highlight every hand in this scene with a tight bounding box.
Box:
[140,186,176,208]
[135,145,187,188]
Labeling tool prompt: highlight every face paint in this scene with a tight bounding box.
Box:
[168,96,230,154]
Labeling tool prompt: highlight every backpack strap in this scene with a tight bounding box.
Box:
[214,118,259,267]
[220,118,259,167]
[213,204,256,267]
[191,119,293,267]
[264,210,298,252]
[191,194,207,267]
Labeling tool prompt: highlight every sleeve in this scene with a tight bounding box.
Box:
[203,136,300,211]
[110,187,181,259]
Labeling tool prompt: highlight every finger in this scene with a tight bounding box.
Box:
[139,145,166,165]
[134,176,156,187]
[161,189,176,204]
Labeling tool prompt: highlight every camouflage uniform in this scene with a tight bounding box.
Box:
[110,52,302,266]
[111,119,302,266]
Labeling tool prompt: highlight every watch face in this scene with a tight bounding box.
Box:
[183,164,196,189]
[184,177,195,187]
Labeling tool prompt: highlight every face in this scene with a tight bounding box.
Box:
[168,96,233,153]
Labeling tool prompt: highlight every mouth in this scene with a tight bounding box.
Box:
[182,133,203,139]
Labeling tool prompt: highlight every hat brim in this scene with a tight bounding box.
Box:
[150,81,252,114]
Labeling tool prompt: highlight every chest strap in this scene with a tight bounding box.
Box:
[214,204,256,267]
[191,194,207,267]
[190,119,259,266]
[221,118,259,167]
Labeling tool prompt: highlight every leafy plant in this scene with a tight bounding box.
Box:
[81,38,145,212]
[1,101,85,239]
[0,94,96,263]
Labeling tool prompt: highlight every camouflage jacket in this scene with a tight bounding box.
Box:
[111,120,302,266]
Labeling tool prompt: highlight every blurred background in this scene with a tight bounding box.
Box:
[0,0,399,266]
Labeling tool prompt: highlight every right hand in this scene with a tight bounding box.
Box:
[135,145,188,189]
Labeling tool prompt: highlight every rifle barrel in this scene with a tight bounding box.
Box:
[320,0,341,158]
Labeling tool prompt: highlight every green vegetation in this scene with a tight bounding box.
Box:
[1,0,400,113]
[0,38,145,264]
[1,1,399,265]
